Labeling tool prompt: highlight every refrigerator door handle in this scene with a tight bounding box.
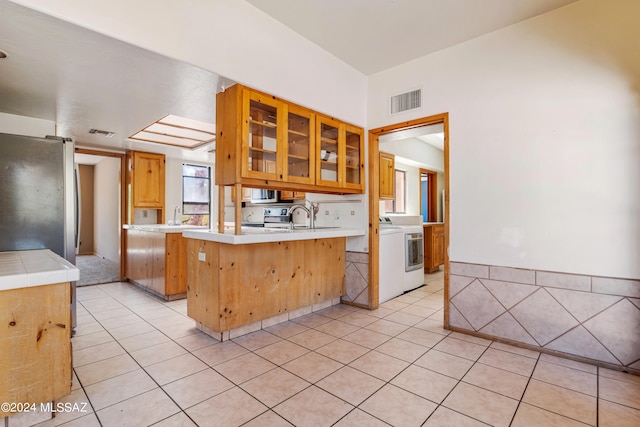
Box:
[74,163,81,254]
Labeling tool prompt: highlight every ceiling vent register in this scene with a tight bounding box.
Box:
[390,89,422,115]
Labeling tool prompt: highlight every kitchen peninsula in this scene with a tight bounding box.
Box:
[124,224,206,300]
[182,227,364,340]
[0,250,79,419]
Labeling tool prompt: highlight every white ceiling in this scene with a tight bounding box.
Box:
[0,0,230,160]
[0,0,577,159]
[247,0,579,75]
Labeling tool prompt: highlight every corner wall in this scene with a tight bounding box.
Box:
[94,157,120,263]
[368,0,640,369]
[368,0,640,279]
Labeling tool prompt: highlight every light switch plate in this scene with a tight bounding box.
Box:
[198,252,206,262]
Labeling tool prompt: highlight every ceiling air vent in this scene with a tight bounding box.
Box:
[89,128,115,138]
[390,89,421,115]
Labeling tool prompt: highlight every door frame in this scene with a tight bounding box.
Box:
[368,113,450,327]
[75,148,127,281]
[420,168,438,222]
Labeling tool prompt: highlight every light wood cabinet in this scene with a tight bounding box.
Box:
[127,150,166,223]
[379,152,395,200]
[231,187,252,203]
[316,115,364,191]
[424,223,445,273]
[125,229,187,300]
[216,84,363,194]
[130,151,165,207]
[187,237,345,333]
[280,190,306,200]
[1,283,71,416]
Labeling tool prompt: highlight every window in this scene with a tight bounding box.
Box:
[182,164,210,226]
[383,169,406,213]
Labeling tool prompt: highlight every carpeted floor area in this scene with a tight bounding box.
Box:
[76,254,120,286]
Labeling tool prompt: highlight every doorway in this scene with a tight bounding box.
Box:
[75,148,126,285]
[420,169,438,223]
[368,113,450,326]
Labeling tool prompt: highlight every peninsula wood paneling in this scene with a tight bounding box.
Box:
[0,283,71,417]
[125,229,188,299]
[187,238,346,333]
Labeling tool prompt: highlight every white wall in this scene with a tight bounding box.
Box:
[94,157,120,262]
[0,112,55,136]
[368,0,640,279]
[380,138,444,172]
[13,0,367,127]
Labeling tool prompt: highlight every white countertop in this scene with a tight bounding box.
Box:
[183,227,366,245]
[124,224,208,233]
[0,249,80,291]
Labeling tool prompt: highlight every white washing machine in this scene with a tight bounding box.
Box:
[379,217,424,303]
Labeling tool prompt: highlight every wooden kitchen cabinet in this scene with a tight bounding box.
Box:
[217,84,314,186]
[280,190,306,200]
[231,186,252,203]
[423,223,445,273]
[127,150,166,222]
[125,229,187,300]
[216,84,363,194]
[379,152,395,200]
[316,115,364,192]
[186,237,345,334]
[1,282,71,418]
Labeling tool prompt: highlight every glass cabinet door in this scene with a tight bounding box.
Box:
[344,125,363,189]
[286,105,314,184]
[244,92,280,178]
[317,117,341,187]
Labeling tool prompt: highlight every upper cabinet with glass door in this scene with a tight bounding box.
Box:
[243,90,281,180]
[216,84,362,194]
[316,115,364,192]
[285,104,314,185]
[344,123,364,190]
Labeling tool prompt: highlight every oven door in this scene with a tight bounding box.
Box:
[405,232,424,272]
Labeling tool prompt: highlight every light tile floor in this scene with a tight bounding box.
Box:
[17,273,640,426]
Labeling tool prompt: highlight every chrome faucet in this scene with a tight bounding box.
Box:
[287,203,316,229]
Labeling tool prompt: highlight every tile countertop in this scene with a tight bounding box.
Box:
[182,227,366,245]
[0,249,80,291]
[123,224,208,233]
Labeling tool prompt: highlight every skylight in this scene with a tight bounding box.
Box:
[129,114,215,149]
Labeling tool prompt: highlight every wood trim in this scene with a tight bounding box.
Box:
[75,148,126,281]
[368,132,380,309]
[218,185,225,233]
[419,168,438,222]
[368,113,450,327]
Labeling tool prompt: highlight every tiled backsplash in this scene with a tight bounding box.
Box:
[449,262,640,373]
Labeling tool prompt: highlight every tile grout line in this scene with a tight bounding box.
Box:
[72,279,623,427]
[506,350,541,426]
[79,281,473,425]
[76,289,202,426]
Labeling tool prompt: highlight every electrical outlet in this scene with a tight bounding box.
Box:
[350,211,355,216]
[198,252,206,262]
[143,210,148,218]
[325,210,329,215]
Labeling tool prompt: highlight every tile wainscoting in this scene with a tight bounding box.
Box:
[343,251,369,306]
[449,262,640,373]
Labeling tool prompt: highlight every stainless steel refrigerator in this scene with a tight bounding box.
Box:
[0,132,77,331]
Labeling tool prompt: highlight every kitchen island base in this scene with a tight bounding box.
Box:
[195,296,341,341]
[186,237,346,340]
[0,282,71,419]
